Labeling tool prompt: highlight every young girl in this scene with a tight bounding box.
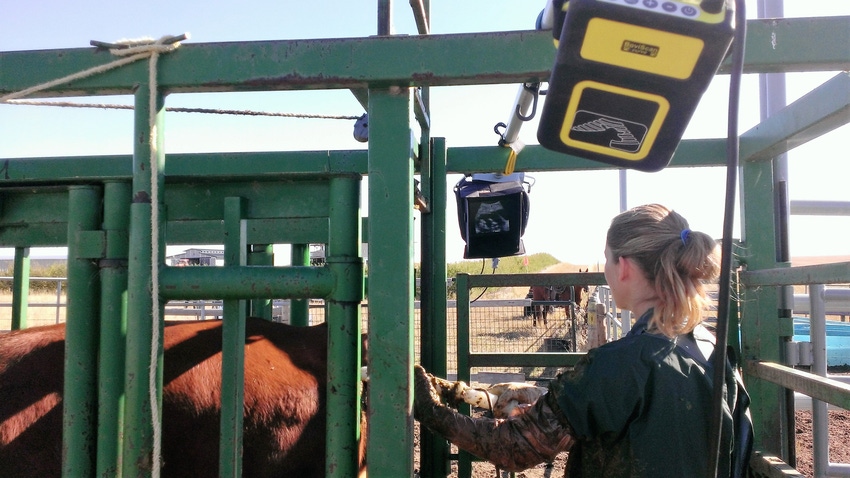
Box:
[415,203,752,477]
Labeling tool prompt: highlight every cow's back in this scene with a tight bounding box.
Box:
[0,324,66,477]
[161,318,330,477]
[0,319,331,478]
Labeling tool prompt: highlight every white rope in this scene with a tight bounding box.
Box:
[144,35,168,478]
[0,34,184,477]
[2,99,361,120]
[3,99,135,110]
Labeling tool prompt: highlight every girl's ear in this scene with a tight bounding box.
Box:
[617,255,632,282]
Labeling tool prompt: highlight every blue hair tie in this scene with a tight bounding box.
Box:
[680,229,691,246]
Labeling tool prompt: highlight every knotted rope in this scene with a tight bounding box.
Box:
[0,35,184,102]
[1,34,186,477]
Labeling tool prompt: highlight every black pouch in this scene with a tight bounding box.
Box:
[454,173,530,259]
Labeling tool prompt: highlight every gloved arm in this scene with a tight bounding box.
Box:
[413,365,574,472]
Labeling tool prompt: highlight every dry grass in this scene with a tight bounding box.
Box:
[0,292,66,329]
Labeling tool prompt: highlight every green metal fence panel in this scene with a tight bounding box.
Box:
[3,18,850,96]
[10,246,30,330]
[122,86,164,478]
[419,137,450,478]
[289,244,311,326]
[219,197,249,477]
[365,87,416,477]
[96,181,131,477]
[63,185,103,477]
[2,11,850,478]
[740,72,850,162]
[325,175,364,477]
[455,273,473,478]
[248,244,274,320]
[0,188,74,246]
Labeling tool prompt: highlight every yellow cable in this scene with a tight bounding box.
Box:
[504,147,517,175]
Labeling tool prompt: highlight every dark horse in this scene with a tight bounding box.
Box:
[526,269,590,327]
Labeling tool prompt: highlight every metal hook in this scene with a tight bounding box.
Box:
[514,83,540,122]
[493,122,508,146]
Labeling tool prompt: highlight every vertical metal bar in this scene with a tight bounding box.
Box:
[325,175,363,478]
[810,284,829,478]
[290,244,310,326]
[409,0,430,34]
[220,197,248,478]
[776,180,797,468]
[756,1,793,464]
[123,85,164,478]
[97,181,131,478]
[366,86,414,477]
[424,139,447,376]
[740,157,789,456]
[377,0,392,35]
[10,246,30,330]
[728,268,743,361]
[420,137,449,478]
[63,185,102,478]
[55,279,63,324]
[248,244,273,320]
[455,273,473,478]
[618,170,628,212]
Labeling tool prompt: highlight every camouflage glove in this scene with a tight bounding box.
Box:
[413,364,449,421]
[413,365,574,472]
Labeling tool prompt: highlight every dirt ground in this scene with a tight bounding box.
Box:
[795,408,850,477]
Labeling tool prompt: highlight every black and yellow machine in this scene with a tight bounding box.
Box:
[537,0,735,171]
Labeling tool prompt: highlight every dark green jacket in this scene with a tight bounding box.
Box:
[551,320,745,477]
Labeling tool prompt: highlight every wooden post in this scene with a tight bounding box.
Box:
[594,301,608,346]
[586,293,598,349]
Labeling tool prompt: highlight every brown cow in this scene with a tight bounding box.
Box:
[0,318,366,478]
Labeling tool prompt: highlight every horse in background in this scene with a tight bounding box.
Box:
[525,269,591,327]
[529,285,556,327]
[554,268,590,320]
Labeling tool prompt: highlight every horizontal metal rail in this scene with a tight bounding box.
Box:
[159,265,336,300]
[3,17,848,98]
[747,360,850,410]
[741,261,850,287]
[463,272,607,288]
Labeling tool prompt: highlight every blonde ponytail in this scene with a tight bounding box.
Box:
[607,204,721,338]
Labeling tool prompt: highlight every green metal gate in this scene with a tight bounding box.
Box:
[2,4,850,478]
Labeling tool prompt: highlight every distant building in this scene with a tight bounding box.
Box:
[167,248,224,266]
[308,244,368,266]
[310,244,325,266]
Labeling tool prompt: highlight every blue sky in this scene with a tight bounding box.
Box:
[1,1,848,267]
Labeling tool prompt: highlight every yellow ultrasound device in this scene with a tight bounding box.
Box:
[537,0,735,171]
